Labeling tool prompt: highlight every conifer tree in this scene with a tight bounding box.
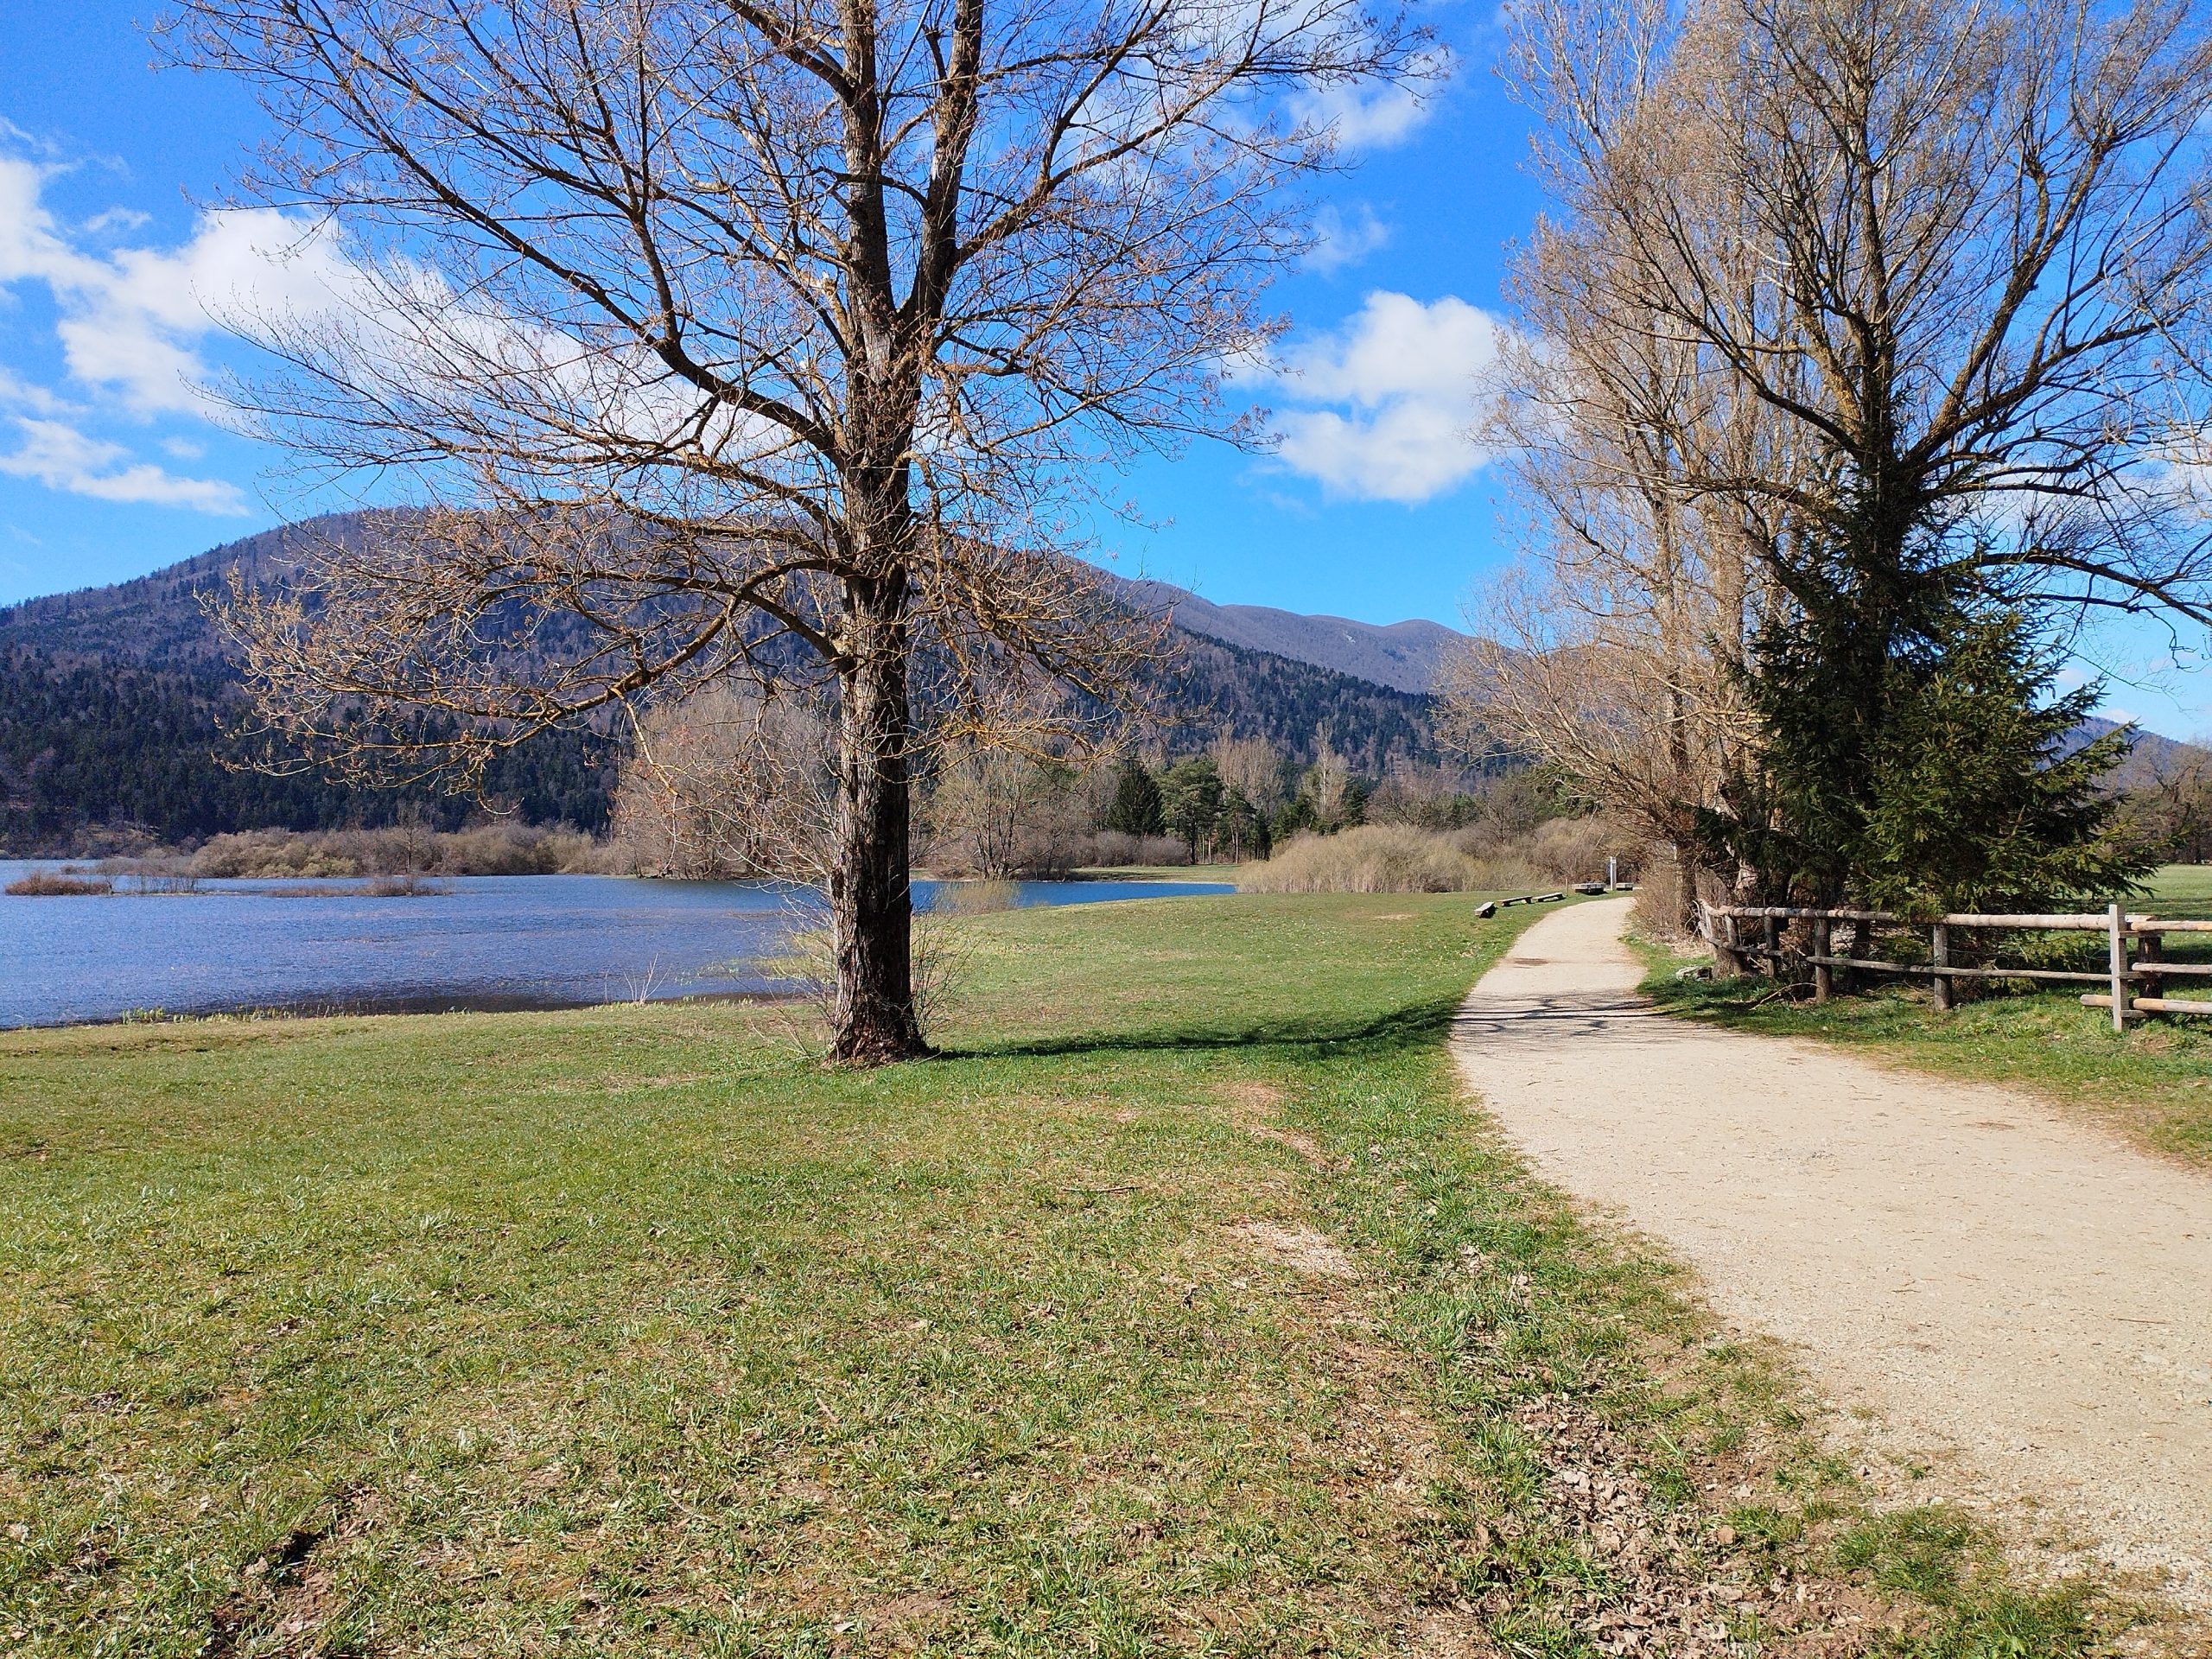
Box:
[1159,757,1226,861]
[1103,760,1166,838]
[1708,583,2147,912]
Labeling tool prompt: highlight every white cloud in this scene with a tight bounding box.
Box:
[0,150,369,513]
[56,206,364,416]
[1259,291,1505,504]
[0,156,109,290]
[0,364,75,418]
[0,416,249,513]
[80,207,150,235]
[1292,50,1452,150]
[1303,204,1391,275]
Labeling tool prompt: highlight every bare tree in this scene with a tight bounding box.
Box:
[1467,0,2212,917]
[1518,0,2212,621]
[1451,125,1789,919]
[2120,735,2212,865]
[1365,755,1470,829]
[609,686,838,879]
[923,744,1084,875]
[1300,721,1350,824]
[168,0,1419,1062]
[1210,733,1285,811]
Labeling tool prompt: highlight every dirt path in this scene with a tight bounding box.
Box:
[1452,897,2212,1606]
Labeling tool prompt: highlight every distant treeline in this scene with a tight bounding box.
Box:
[0,648,615,854]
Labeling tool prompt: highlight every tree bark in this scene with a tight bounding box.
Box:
[828,571,930,1065]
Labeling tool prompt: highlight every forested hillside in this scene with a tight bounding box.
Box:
[0,649,618,852]
[0,515,1446,853]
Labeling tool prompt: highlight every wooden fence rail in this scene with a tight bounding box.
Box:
[1699,901,2212,1030]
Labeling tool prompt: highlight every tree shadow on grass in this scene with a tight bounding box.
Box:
[939,992,1465,1063]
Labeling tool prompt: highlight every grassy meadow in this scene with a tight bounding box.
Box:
[0,893,2145,1656]
[1639,866,2212,1167]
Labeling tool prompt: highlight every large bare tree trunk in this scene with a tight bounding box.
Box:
[830,573,929,1065]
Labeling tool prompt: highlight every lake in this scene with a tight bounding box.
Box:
[0,867,1231,1030]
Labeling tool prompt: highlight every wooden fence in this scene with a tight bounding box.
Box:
[1699,901,2212,1030]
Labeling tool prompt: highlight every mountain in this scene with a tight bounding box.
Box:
[2069,715,2207,789]
[1,520,1473,691]
[0,519,355,671]
[0,514,1448,852]
[1116,577,1465,696]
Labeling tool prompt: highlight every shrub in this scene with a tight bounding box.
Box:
[1242,826,1506,893]
[432,825,595,875]
[1074,831,1191,869]
[193,823,597,879]
[5,871,114,896]
[361,874,453,896]
[192,830,352,878]
[1631,855,1688,939]
[1525,816,1620,885]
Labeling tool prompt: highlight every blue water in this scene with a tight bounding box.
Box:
[0,867,1230,1029]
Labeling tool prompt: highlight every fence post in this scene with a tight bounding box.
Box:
[2107,902,2130,1033]
[1812,915,1832,1003]
[2137,925,2162,1003]
[1763,913,1781,978]
[1931,922,1952,1013]
[1706,904,1741,978]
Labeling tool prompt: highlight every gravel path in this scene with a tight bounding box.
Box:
[1452,897,2212,1605]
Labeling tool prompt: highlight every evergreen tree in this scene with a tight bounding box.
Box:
[1853,612,2145,911]
[1339,777,1372,828]
[1158,756,1225,860]
[1269,793,1319,843]
[1707,582,2146,912]
[1103,758,1165,836]
[1217,789,1269,861]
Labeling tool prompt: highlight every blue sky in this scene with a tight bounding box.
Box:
[0,1,2203,738]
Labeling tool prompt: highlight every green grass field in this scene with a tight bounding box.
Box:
[0,893,2139,1656]
[2145,862,2212,911]
[1640,867,2212,1167]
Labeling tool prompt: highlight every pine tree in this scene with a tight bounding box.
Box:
[1853,611,2145,912]
[1158,757,1225,861]
[1103,758,1165,837]
[1708,588,2147,912]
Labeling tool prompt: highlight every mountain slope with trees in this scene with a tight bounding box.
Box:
[0,517,1446,854]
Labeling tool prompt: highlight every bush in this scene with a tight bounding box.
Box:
[431,825,596,875]
[192,829,358,878]
[101,857,202,893]
[192,823,597,878]
[1631,855,1688,939]
[1523,816,1621,885]
[1240,814,1654,896]
[4,870,114,896]
[1242,826,1513,893]
[360,874,453,897]
[1073,831,1191,869]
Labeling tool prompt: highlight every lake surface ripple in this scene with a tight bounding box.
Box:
[0,868,1229,1029]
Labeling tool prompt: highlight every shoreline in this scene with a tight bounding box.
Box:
[0,984,809,1037]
